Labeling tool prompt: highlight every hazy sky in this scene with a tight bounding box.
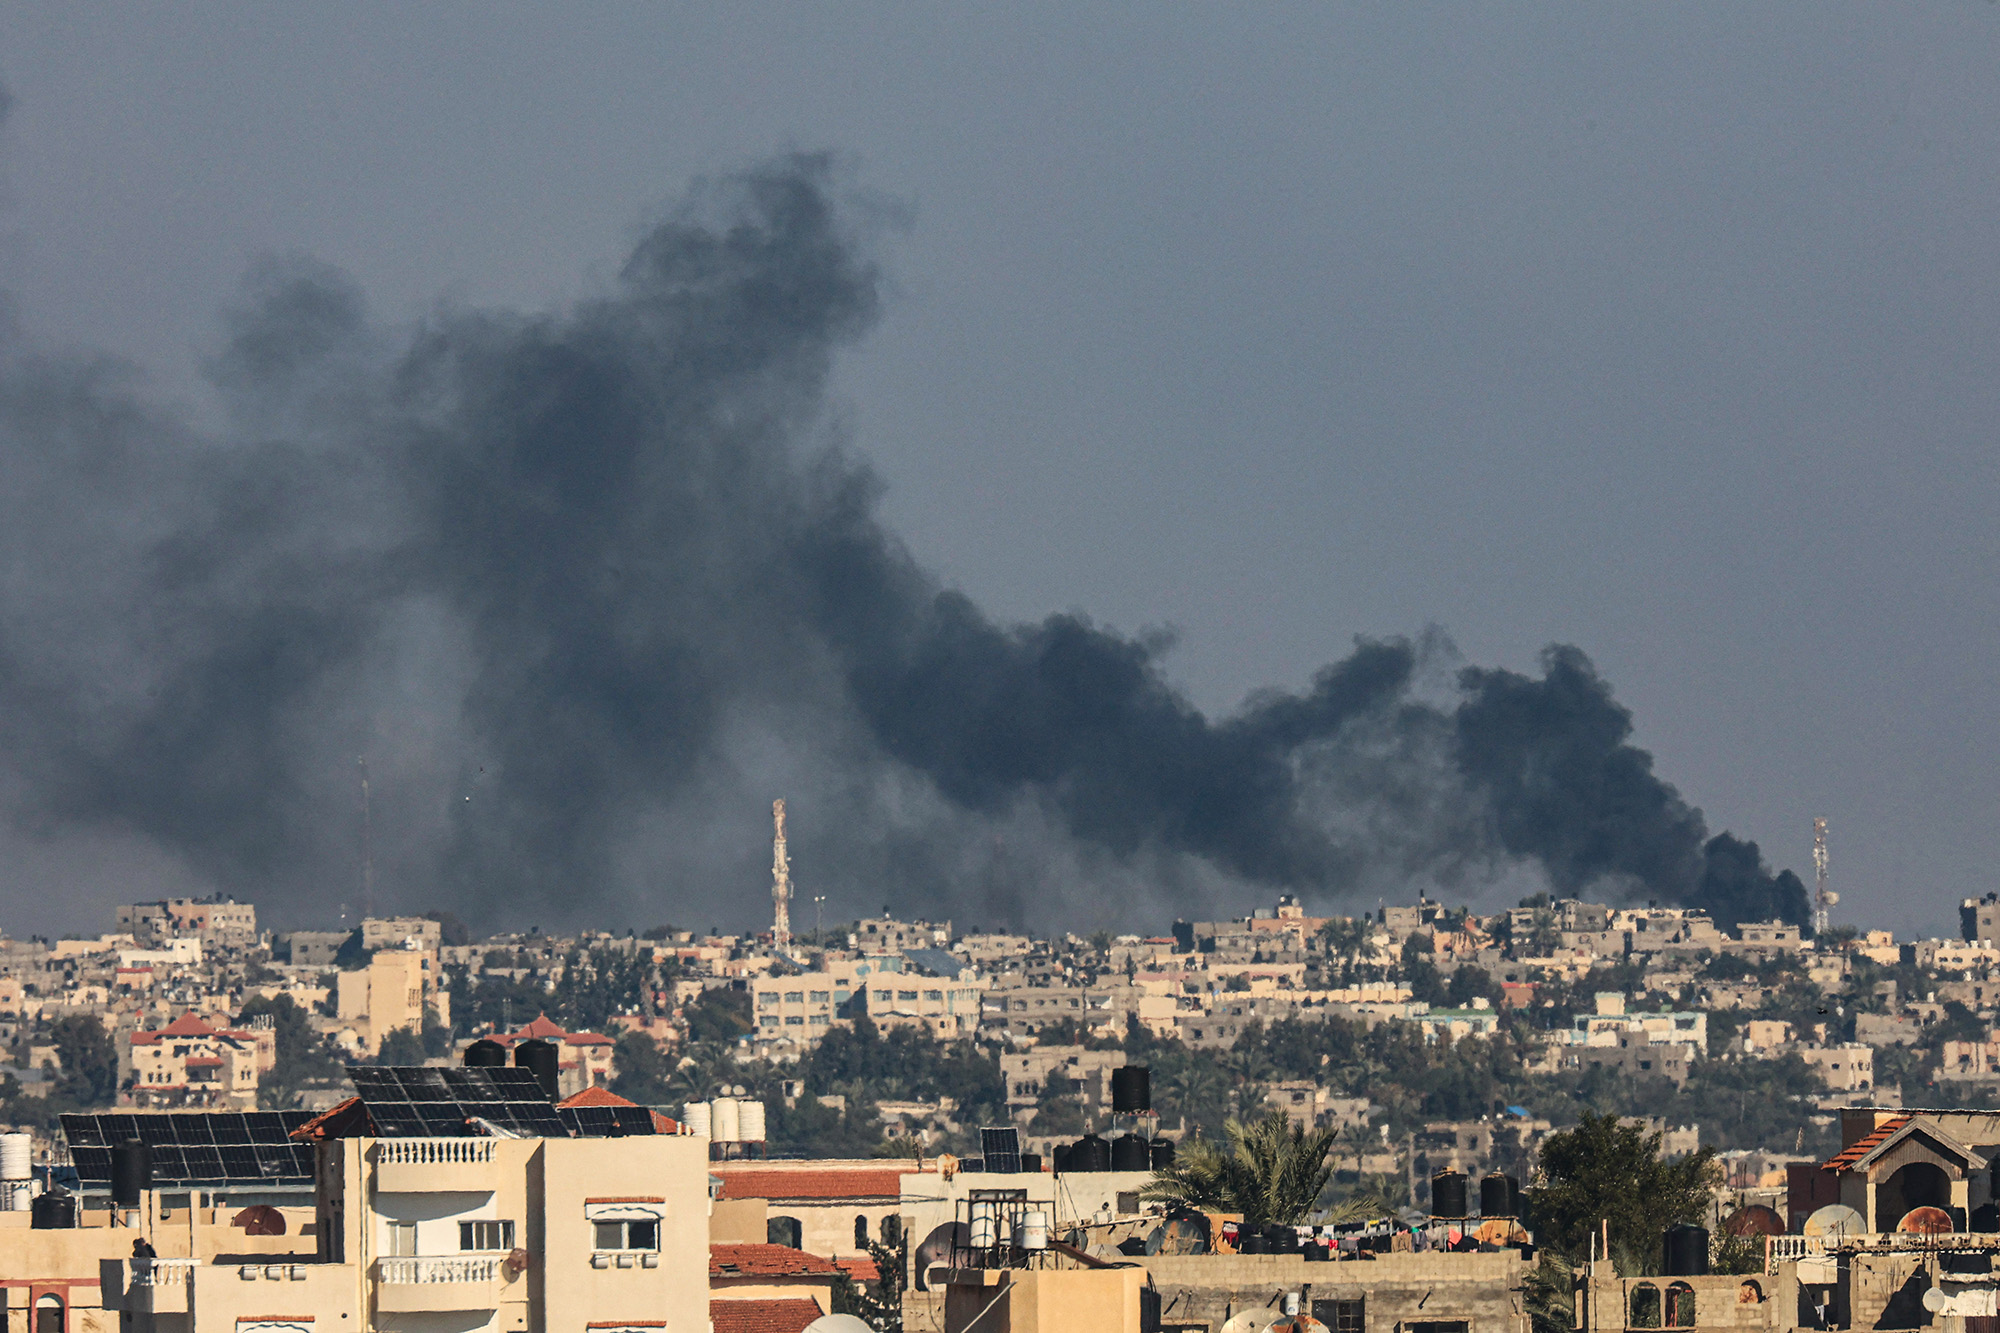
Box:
[0,5,1994,939]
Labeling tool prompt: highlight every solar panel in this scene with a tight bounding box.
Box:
[980,1127,1022,1174]
[61,1113,317,1188]
[559,1104,661,1138]
[346,1065,570,1138]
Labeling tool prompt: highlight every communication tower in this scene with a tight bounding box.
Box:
[1812,816,1836,937]
[771,799,792,947]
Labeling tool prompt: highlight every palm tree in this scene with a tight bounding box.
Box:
[1143,1111,1361,1226]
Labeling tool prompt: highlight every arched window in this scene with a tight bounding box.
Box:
[767,1215,803,1249]
[882,1214,902,1247]
[1666,1281,1697,1327]
[855,1214,870,1249]
[35,1293,64,1333]
[1629,1283,1661,1330]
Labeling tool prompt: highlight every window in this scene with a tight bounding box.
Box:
[784,992,804,1004]
[855,1215,871,1248]
[898,990,917,1002]
[760,1015,780,1028]
[924,990,943,1002]
[1314,1299,1364,1333]
[756,992,778,1009]
[460,1220,515,1251]
[784,1015,804,1026]
[387,1221,417,1256]
[810,991,830,1003]
[593,1219,660,1251]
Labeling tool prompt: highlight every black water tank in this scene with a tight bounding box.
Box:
[1150,1139,1176,1171]
[1111,1133,1150,1171]
[1238,1233,1270,1255]
[1430,1169,1467,1218]
[464,1038,508,1068]
[112,1140,152,1207]
[1052,1142,1074,1174]
[30,1192,77,1229]
[1073,1133,1112,1173]
[1508,1175,1522,1219]
[1020,1153,1042,1174]
[1664,1224,1709,1276]
[1481,1172,1512,1217]
[1111,1066,1151,1113]
[513,1038,560,1100]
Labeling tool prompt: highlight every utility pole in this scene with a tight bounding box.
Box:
[771,799,792,948]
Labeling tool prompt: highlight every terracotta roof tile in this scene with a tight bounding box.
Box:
[837,1256,880,1283]
[555,1085,680,1133]
[713,1167,905,1201]
[1821,1115,1911,1172]
[709,1243,843,1277]
[709,1300,823,1333]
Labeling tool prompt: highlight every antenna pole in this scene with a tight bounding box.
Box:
[359,757,374,921]
[1812,816,1831,938]
[771,799,792,948]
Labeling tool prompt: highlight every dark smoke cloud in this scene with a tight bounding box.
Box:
[0,154,1805,934]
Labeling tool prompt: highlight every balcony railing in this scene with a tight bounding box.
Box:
[377,1256,501,1285]
[130,1258,201,1287]
[1766,1232,2000,1274]
[376,1139,497,1166]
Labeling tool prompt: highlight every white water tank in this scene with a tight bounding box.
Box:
[1017,1211,1049,1250]
[0,1133,31,1183]
[1,1182,28,1212]
[712,1097,741,1143]
[738,1100,767,1143]
[682,1102,712,1138]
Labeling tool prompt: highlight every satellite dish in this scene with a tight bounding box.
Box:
[1804,1204,1865,1238]
[1899,1207,1954,1235]
[805,1319,874,1333]
[1221,1313,1279,1333]
[1723,1205,1786,1238]
[1922,1287,1948,1313]
[231,1205,286,1236]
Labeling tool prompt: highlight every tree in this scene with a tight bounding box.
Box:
[376,1026,426,1066]
[1533,1113,1718,1269]
[685,989,753,1044]
[611,1031,675,1105]
[239,994,344,1108]
[1142,1111,1342,1226]
[49,1016,118,1106]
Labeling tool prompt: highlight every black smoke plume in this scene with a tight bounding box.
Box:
[0,154,1806,933]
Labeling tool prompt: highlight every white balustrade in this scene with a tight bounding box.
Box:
[375,1139,498,1166]
[377,1256,501,1285]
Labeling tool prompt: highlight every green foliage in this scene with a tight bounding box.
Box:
[49,1015,119,1106]
[1533,1113,1718,1268]
[766,1092,886,1157]
[1710,1230,1763,1275]
[1524,1253,1575,1333]
[237,995,344,1108]
[1142,1111,1339,1225]
[421,1009,454,1059]
[832,1233,906,1332]
[376,1026,426,1066]
[610,1031,675,1105]
[685,988,753,1044]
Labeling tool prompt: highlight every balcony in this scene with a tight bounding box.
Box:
[375,1256,501,1312]
[373,1138,499,1193]
[121,1258,200,1315]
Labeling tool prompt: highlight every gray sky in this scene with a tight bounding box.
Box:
[0,5,1994,939]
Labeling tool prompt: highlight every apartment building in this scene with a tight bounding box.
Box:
[124,1013,275,1109]
[332,949,450,1057]
[748,955,918,1053]
[115,897,259,950]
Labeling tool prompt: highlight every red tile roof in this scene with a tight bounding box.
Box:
[713,1168,906,1201]
[709,1300,823,1333]
[132,1012,246,1044]
[1821,1115,1912,1172]
[709,1244,843,1278]
[837,1256,879,1284]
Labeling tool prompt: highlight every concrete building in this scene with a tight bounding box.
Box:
[124,1013,275,1109]
[115,898,258,950]
[332,949,449,1057]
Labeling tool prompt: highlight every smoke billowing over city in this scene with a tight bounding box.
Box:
[0,150,1805,934]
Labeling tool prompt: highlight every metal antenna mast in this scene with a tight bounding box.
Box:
[359,757,374,921]
[771,799,792,947]
[1812,816,1833,937]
